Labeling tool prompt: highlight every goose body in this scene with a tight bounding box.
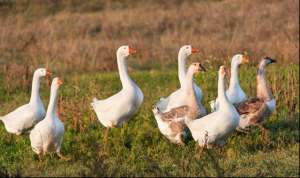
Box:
[30,77,64,156]
[153,63,206,144]
[186,66,240,147]
[155,45,205,115]
[0,68,51,135]
[210,54,248,111]
[235,57,276,129]
[153,106,189,144]
[91,46,143,128]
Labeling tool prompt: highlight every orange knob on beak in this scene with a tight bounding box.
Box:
[57,78,63,86]
[191,47,199,54]
[129,46,137,55]
[46,69,52,77]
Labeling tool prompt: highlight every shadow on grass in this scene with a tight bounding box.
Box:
[233,116,299,154]
[0,166,21,177]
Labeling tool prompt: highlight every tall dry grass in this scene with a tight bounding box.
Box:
[0,0,299,76]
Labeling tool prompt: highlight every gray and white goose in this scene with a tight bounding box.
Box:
[235,57,276,132]
[153,63,206,145]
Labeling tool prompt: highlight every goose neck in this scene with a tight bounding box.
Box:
[46,86,59,118]
[117,54,133,89]
[218,75,229,109]
[29,72,42,104]
[257,65,273,100]
[229,62,240,91]
[178,52,187,85]
[184,70,194,92]
[184,70,199,119]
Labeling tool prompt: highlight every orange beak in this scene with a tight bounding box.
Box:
[57,78,63,86]
[191,47,199,54]
[242,55,249,63]
[129,46,137,55]
[46,69,52,77]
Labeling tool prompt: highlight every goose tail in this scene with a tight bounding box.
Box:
[92,97,98,103]
[152,106,160,115]
[91,98,98,106]
[155,97,169,111]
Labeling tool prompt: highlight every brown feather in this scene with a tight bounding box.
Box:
[234,98,264,115]
[249,104,271,124]
[235,97,272,124]
[160,106,189,122]
[169,121,186,133]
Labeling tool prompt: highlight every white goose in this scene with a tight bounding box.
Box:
[91,45,143,130]
[0,68,51,135]
[156,45,205,114]
[235,57,276,132]
[153,63,206,145]
[185,66,240,148]
[210,54,249,111]
[30,77,67,159]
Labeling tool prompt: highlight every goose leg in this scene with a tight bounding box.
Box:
[175,133,185,146]
[256,124,269,142]
[38,153,43,162]
[103,127,110,153]
[9,134,14,143]
[37,153,44,169]
[57,152,71,161]
[195,144,205,159]
[206,144,213,149]
[236,127,250,134]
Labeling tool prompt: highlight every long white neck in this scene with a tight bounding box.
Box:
[117,54,133,89]
[178,51,187,86]
[229,61,240,91]
[184,70,196,104]
[257,63,273,100]
[184,70,200,119]
[29,72,42,104]
[218,74,230,111]
[46,86,59,118]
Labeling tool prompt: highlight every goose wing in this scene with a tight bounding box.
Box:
[234,98,264,115]
[235,97,271,124]
[160,106,188,122]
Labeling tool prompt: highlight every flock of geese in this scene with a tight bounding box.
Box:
[0,45,276,159]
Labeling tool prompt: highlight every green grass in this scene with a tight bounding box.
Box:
[0,64,299,177]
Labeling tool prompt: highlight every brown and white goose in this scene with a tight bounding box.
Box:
[153,63,206,145]
[235,57,276,132]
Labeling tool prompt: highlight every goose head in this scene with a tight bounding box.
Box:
[231,54,249,66]
[179,45,199,58]
[35,68,52,78]
[219,65,227,79]
[188,62,206,75]
[117,45,137,58]
[259,56,276,67]
[51,77,63,90]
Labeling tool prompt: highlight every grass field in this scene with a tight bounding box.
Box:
[0,0,298,74]
[0,63,298,177]
[0,0,299,177]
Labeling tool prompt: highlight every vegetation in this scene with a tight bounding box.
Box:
[0,0,299,177]
[0,0,298,74]
[0,64,299,176]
